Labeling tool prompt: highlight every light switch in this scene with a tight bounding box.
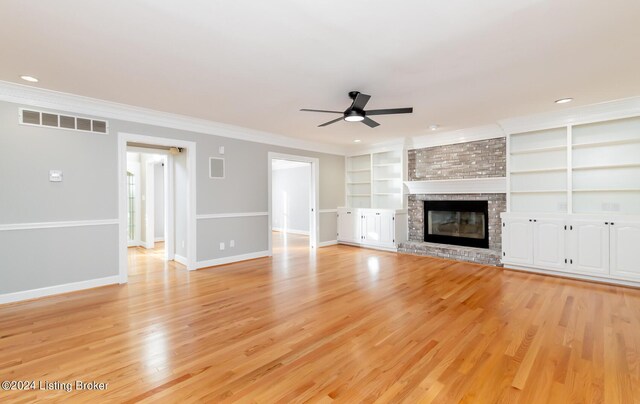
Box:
[219,242,225,250]
[219,146,225,155]
[49,170,63,182]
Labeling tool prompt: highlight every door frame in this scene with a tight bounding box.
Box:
[118,133,197,284]
[267,152,319,254]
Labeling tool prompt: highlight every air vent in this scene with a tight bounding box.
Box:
[19,108,109,134]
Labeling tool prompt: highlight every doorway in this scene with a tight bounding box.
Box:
[268,152,319,255]
[126,148,169,275]
[118,133,197,284]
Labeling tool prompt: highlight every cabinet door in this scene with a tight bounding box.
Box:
[610,222,640,281]
[378,211,395,246]
[362,211,381,244]
[533,219,566,270]
[567,221,609,276]
[502,217,533,265]
[337,210,359,242]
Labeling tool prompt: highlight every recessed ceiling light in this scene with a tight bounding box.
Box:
[353,139,362,143]
[429,124,439,131]
[20,75,39,83]
[555,98,573,104]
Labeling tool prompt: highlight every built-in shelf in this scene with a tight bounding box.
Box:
[510,145,567,155]
[572,137,640,149]
[572,163,640,171]
[510,167,567,174]
[346,150,404,209]
[510,190,567,194]
[573,189,640,193]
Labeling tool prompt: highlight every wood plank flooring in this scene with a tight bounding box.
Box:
[1,233,640,402]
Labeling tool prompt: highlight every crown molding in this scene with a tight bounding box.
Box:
[498,96,640,134]
[0,81,347,156]
[407,124,505,150]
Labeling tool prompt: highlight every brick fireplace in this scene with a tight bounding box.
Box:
[398,138,506,266]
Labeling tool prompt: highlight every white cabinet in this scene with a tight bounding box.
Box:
[337,208,405,251]
[502,213,640,286]
[337,209,360,243]
[502,217,534,265]
[567,221,609,276]
[610,222,640,281]
[533,219,566,270]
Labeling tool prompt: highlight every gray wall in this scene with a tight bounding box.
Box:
[0,100,344,294]
[272,164,311,233]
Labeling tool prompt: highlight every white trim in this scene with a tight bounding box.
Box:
[197,212,268,220]
[197,250,270,269]
[119,133,197,286]
[268,152,320,255]
[504,264,640,288]
[318,240,338,247]
[174,254,189,266]
[404,177,507,195]
[0,219,118,231]
[499,96,640,134]
[155,237,165,242]
[0,275,120,305]
[0,80,346,156]
[406,124,505,151]
[272,227,310,236]
[319,209,338,214]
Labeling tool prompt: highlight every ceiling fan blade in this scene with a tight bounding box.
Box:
[365,107,413,116]
[362,117,380,128]
[318,116,344,127]
[352,93,371,110]
[300,108,343,114]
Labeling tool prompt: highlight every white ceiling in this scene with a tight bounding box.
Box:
[1,0,639,147]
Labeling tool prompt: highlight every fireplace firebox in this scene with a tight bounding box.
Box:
[424,200,489,248]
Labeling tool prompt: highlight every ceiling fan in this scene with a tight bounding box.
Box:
[300,91,413,128]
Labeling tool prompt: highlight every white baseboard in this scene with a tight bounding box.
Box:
[197,250,270,269]
[174,254,188,266]
[318,240,338,247]
[0,275,120,305]
[272,227,309,236]
[337,240,398,252]
[154,237,164,242]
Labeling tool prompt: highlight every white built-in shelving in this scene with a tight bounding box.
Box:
[345,149,404,209]
[508,115,640,215]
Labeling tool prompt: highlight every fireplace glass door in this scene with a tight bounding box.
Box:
[424,201,489,248]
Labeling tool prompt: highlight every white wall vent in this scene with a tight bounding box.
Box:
[18,108,109,134]
[209,157,225,179]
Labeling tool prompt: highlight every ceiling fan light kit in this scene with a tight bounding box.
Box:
[301,91,413,128]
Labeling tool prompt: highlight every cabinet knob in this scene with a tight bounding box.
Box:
[611,222,615,225]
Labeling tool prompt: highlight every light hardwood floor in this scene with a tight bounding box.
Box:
[1,233,640,402]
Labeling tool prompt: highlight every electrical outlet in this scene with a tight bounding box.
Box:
[230,240,235,248]
[219,242,225,250]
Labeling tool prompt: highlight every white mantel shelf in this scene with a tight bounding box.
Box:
[404,177,507,195]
